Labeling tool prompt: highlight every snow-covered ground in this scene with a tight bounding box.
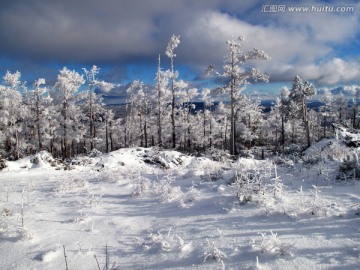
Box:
[1,142,360,270]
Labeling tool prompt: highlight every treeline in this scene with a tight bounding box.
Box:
[0,36,358,160]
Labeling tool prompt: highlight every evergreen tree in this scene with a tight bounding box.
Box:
[288,76,316,148]
[165,34,181,149]
[207,36,270,155]
[0,71,28,159]
[53,67,85,159]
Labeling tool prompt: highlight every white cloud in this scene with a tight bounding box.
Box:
[0,0,359,86]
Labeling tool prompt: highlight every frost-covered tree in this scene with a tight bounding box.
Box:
[165,34,181,148]
[320,88,334,138]
[213,101,230,150]
[201,88,215,150]
[104,109,116,153]
[83,65,114,151]
[0,71,28,159]
[207,36,270,155]
[126,80,152,147]
[177,87,198,151]
[333,93,348,125]
[288,76,316,148]
[154,55,171,147]
[24,78,52,152]
[350,88,360,129]
[53,67,85,159]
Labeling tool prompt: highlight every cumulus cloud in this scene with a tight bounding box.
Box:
[0,0,359,87]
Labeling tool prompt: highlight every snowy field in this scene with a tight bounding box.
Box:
[1,140,360,270]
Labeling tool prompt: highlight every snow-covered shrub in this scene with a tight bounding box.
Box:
[201,168,223,182]
[73,210,89,223]
[206,148,230,163]
[251,231,294,257]
[233,171,256,204]
[203,238,227,268]
[268,166,286,198]
[153,173,183,203]
[232,161,274,204]
[338,153,360,180]
[88,149,102,158]
[273,154,297,171]
[30,151,58,168]
[182,182,200,203]
[132,175,152,197]
[140,228,188,252]
[309,185,331,216]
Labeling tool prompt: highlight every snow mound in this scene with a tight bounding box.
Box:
[303,138,357,162]
[93,147,187,170]
[6,151,56,171]
[30,151,55,169]
[144,150,185,169]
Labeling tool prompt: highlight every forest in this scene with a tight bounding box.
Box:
[0,35,358,162]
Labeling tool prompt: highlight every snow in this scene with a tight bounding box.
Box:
[1,144,360,270]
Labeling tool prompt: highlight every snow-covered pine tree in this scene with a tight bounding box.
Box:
[213,101,230,150]
[154,55,170,147]
[0,71,28,159]
[82,65,114,152]
[52,67,85,159]
[201,88,215,150]
[320,88,334,139]
[207,36,270,156]
[288,76,316,148]
[24,78,52,152]
[178,87,198,152]
[165,34,181,149]
[126,80,152,147]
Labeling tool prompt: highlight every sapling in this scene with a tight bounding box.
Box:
[310,185,329,216]
[297,186,307,214]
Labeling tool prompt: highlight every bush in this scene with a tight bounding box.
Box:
[30,151,56,166]
[203,239,227,269]
[153,174,183,203]
[251,231,294,257]
[200,169,223,182]
[338,153,360,180]
[0,156,7,171]
[132,175,152,197]
[206,148,230,163]
[88,149,102,158]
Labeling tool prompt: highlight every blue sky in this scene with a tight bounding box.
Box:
[0,0,360,100]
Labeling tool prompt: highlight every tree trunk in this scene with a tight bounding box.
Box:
[36,94,42,151]
[281,115,285,146]
[63,101,68,159]
[171,78,176,149]
[105,116,109,153]
[230,76,236,156]
[144,116,148,148]
[89,86,94,150]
